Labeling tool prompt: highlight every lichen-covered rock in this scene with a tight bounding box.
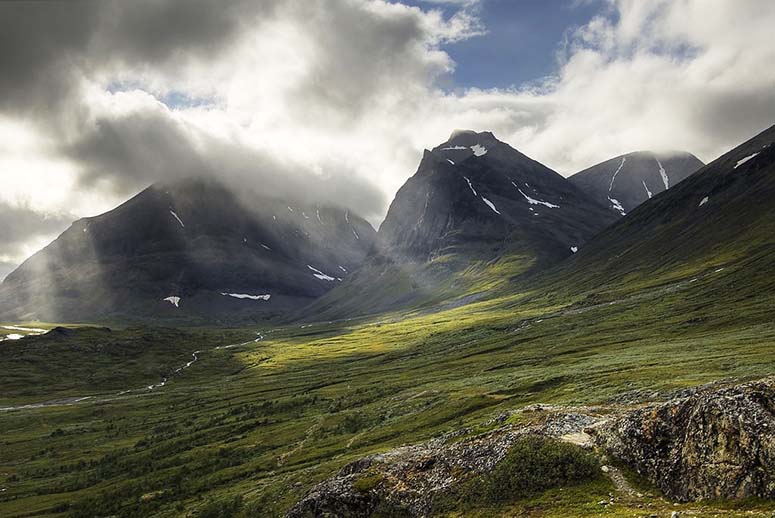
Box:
[593,378,775,502]
[286,411,605,518]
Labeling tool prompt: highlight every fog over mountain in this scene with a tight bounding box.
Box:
[2,0,775,278]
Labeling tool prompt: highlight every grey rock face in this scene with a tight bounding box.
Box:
[593,378,775,502]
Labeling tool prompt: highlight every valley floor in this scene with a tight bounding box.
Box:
[1,266,775,517]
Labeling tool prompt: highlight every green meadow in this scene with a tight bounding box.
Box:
[2,258,775,517]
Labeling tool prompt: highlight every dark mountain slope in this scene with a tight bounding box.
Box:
[0,178,376,323]
[570,151,704,216]
[301,131,619,319]
[380,130,617,262]
[545,124,775,297]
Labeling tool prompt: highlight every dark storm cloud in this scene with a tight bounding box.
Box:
[66,107,206,192]
[0,0,271,117]
[0,203,72,247]
[94,0,265,65]
[64,104,387,221]
[0,1,97,116]
[0,202,73,279]
[0,0,390,221]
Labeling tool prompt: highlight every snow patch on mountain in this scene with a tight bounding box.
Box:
[735,152,760,169]
[307,265,335,281]
[169,210,185,228]
[163,296,180,307]
[642,181,653,199]
[656,158,669,189]
[470,144,488,157]
[609,157,626,191]
[482,197,501,214]
[220,293,271,301]
[514,184,559,208]
[463,177,477,196]
[699,196,709,207]
[608,196,626,216]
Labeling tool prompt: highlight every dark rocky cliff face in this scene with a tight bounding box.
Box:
[594,378,775,502]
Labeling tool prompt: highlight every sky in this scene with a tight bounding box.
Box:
[1,0,775,279]
[408,0,602,89]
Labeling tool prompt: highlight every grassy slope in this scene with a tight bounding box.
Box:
[1,259,775,517]
[0,327,248,406]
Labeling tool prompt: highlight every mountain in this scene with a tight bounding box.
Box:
[569,151,704,216]
[0,177,376,323]
[550,125,775,295]
[302,130,619,318]
[380,130,618,262]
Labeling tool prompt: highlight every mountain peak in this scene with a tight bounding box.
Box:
[306,130,619,319]
[447,129,497,141]
[386,129,618,261]
[440,130,502,151]
[570,150,704,216]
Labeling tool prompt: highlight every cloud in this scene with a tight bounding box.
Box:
[1,0,774,275]
[450,0,775,173]
[0,202,73,281]
[0,0,481,205]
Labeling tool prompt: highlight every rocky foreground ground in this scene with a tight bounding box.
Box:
[288,377,775,517]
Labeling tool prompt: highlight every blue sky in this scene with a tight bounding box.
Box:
[406,0,603,89]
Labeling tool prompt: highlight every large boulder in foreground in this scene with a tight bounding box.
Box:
[286,411,602,518]
[594,378,775,502]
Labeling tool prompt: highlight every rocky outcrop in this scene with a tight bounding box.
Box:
[288,378,775,517]
[287,410,605,518]
[593,377,775,502]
